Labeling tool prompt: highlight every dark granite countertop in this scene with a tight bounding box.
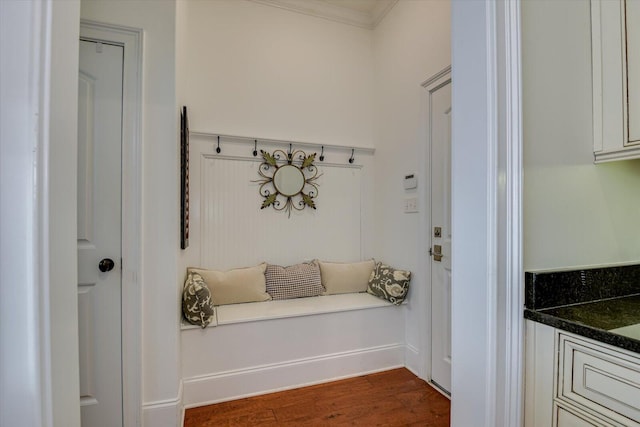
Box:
[524,264,640,354]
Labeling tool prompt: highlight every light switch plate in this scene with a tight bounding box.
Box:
[404,197,418,213]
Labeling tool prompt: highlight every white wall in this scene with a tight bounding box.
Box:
[0,4,43,425]
[450,1,525,425]
[48,3,83,426]
[176,2,388,406]
[372,0,450,376]
[177,0,452,382]
[176,0,377,268]
[177,0,373,148]
[523,0,640,271]
[1,1,82,427]
[79,1,181,425]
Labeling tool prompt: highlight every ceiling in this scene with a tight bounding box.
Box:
[250,0,399,29]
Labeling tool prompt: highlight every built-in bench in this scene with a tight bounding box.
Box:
[180,291,406,409]
[180,259,413,412]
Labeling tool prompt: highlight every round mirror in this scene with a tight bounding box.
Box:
[273,165,305,197]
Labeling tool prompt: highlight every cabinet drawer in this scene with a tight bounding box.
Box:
[558,334,640,426]
[555,403,610,427]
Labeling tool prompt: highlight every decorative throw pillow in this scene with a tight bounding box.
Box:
[188,263,271,305]
[319,259,375,295]
[367,262,411,305]
[182,272,215,328]
[265,260,324,300]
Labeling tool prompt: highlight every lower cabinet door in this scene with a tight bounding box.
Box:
[558,333,640,426]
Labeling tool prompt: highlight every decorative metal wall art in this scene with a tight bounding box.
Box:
[180,106,190,249]
[255,148,321,217]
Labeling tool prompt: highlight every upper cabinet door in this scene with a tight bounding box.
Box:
[592,0,640,163]
[625,1,640,144]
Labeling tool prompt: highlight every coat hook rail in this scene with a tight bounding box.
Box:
[189,131,376,160]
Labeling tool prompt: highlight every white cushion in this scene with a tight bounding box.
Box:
[319,260,375,295]
[188,263,271,305]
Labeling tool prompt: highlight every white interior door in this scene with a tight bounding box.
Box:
[428,73,452,395]
[77,39,123,427]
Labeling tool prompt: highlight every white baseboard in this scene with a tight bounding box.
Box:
[182,343,405,408]
[142,382,183,427]
[404,344,422,379]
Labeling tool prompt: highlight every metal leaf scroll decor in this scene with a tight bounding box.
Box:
[255,149,321,218]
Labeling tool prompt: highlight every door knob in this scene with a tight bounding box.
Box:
[99,258,115,272]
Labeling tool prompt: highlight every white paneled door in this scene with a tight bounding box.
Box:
[427,71,452,395]
[77,39,123,427]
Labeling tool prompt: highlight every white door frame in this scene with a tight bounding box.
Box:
[5,2,522,426]
[80,20,143,427]
[450,1,523,427]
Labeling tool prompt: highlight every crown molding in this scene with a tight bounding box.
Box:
[370,0,398,28]
[249,0,398,30]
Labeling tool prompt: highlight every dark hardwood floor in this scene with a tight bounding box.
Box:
[184,368,450,426]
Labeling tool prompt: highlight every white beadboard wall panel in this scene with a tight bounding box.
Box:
[189,138,370,270]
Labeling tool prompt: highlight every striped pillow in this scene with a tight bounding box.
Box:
[265,260,324,300]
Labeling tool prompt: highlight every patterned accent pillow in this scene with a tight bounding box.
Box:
[265,260,324,300]
[367,262,411,305]
[182,272,215,328]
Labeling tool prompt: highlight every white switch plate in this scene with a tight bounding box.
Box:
[404,197,418,213]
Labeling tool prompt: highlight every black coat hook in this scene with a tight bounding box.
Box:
[253,140,258,157]
[348,148,355,164]
[319,146,325,162]
[216,136,221,154]
[288,143,293,161]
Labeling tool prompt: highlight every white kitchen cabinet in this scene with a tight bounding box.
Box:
[591,0,640,162]
[525,321,640,427]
